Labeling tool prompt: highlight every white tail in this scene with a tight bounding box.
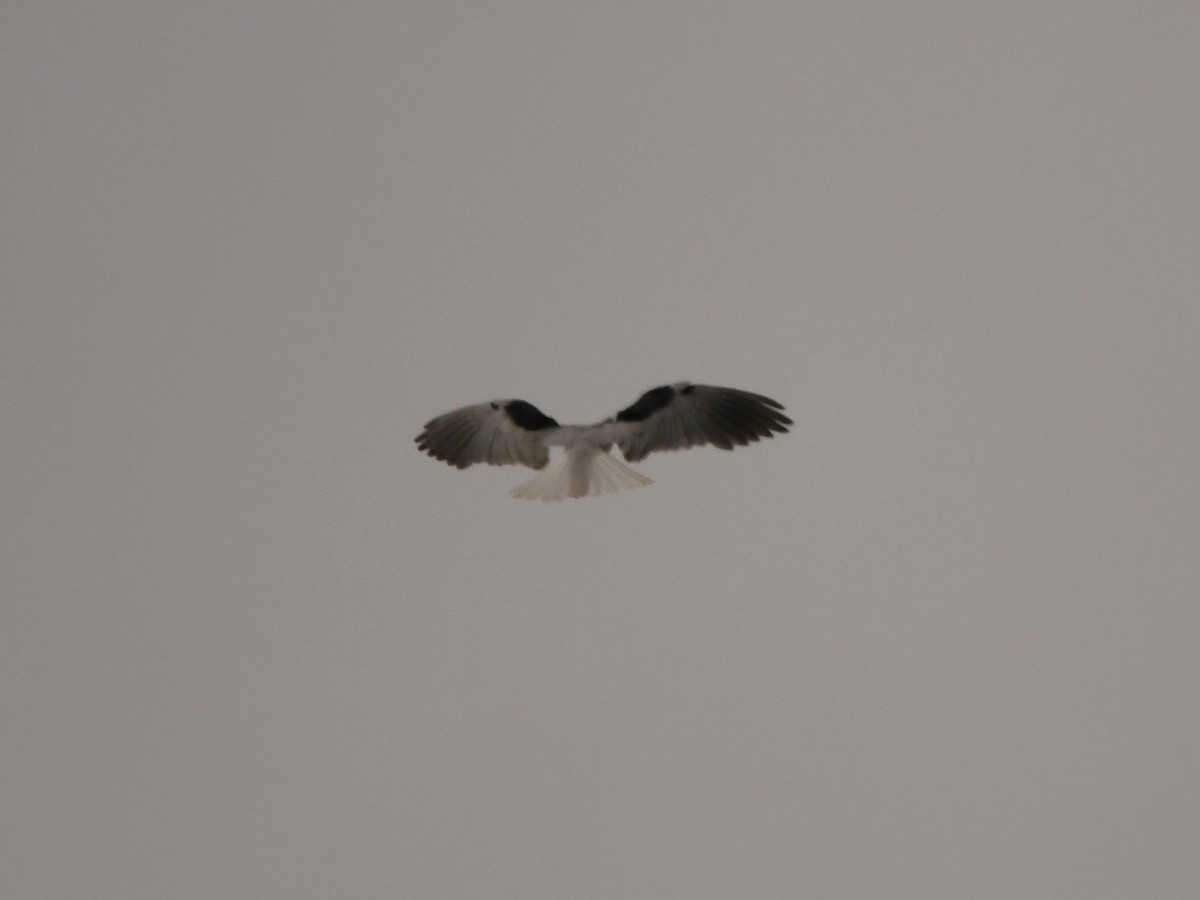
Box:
[512,448,652,501]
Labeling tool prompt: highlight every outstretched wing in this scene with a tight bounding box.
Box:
[416,400,558,470]
[609,383,791,462]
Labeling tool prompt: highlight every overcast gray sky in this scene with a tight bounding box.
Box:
[4,2,1199,897]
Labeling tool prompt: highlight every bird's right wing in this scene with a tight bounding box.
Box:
[415,400,556,470]
[608,383,791,462]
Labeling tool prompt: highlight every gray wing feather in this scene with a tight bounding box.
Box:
[614,383,791,462]
[416,403,551,470]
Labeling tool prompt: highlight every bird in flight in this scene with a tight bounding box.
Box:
[416,382,791,500]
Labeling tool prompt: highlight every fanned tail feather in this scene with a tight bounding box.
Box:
[512,449,652,501]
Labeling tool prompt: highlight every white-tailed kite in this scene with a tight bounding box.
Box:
[416,382,791,501]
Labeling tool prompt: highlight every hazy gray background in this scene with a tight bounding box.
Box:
[4,2,1198,897]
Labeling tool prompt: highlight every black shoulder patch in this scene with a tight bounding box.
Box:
[616,385,676,422]
[504,399,559,431]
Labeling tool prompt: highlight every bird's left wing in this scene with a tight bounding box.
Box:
[608,383,791,462]
[416,400,557,470]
